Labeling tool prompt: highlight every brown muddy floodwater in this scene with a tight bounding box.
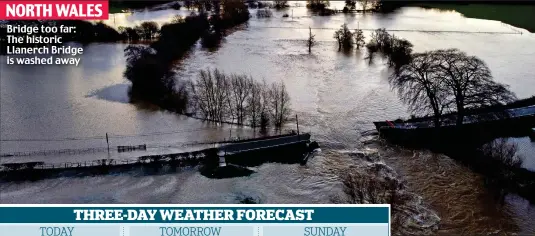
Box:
[1,3,535,235]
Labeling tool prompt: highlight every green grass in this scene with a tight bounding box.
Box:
[413,3,535,33]
[109,6,126,14]
[108,1,173,14]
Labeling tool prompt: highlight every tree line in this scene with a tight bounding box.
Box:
[124,12,210,113]
[306,25,515,127]
[121,1,294,128]
[332,23,366,51]
[190,69,291,129]
[366,28,413,71]
[390,49,516,127]
[306,0,380,15]
[307,25,412,72]
[117,21,160,41]
[343,0,378,13]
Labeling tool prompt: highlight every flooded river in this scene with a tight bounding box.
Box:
[1,3,535,235]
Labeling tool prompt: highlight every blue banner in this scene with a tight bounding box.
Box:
[0,205,389,224]
[0,205,391,236]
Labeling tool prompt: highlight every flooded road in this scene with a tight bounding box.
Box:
[1,3,535,235]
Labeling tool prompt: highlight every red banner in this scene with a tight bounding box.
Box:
[0,1,109,20]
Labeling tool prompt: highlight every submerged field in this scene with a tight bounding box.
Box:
[1,3,535,235]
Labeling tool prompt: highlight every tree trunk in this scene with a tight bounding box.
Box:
[432,102,441,128]
[433,115,441,129]
[456,105,464,126]
[456,94,465,126]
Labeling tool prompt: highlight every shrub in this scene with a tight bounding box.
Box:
[274,1,289,9]
[480,139,523,169]
[334,23,354,51]
[256,9,273,18]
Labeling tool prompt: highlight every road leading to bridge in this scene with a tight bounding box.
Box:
[220,133,311,155]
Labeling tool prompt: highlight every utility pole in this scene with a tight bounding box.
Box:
[296,114,300,141]
[106,133,110,154]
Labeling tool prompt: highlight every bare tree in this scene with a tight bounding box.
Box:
[260,80,271,131]
[191,69,291,128]
[248,79,263,127]
[190,69,215,120]
[344,0,356,11]
[479,138,523,203]
[307,27,316,53]
[389,52,450,128]
[333,30,342,50]
[354,28,365,49]
[256,9,273,18]
[118,26,140,41]
[366,28,413,70]
[268,81,291,128]
[368,28,391,51]
[480,138,523,169]
[229,74,251,125]
[191,69,230,122]
[435,49,517,125]
[390,49,516,128]
[277,82,291,128]
[387,36,413,70]
[334,23,354,51]
[307,0,329,9]
[273,0,289,9]
[136,21,159,40]
[358,0,370,12]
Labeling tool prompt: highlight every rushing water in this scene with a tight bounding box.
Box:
[1,3,535,235]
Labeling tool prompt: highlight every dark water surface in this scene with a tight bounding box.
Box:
[1,4,535,235]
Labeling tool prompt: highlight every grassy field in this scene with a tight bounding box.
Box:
[413,3,535,33]
[109,6,126,14]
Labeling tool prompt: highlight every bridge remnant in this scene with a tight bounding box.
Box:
[1,133,316,181]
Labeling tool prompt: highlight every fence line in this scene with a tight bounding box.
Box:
[1,149,211,171]
[0,147,109,157]
[0,134,279,158]
[0,132,311,173]
[250,26,523,35]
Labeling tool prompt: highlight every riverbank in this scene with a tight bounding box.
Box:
[412,3,535,32]
[376,109,535,202]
